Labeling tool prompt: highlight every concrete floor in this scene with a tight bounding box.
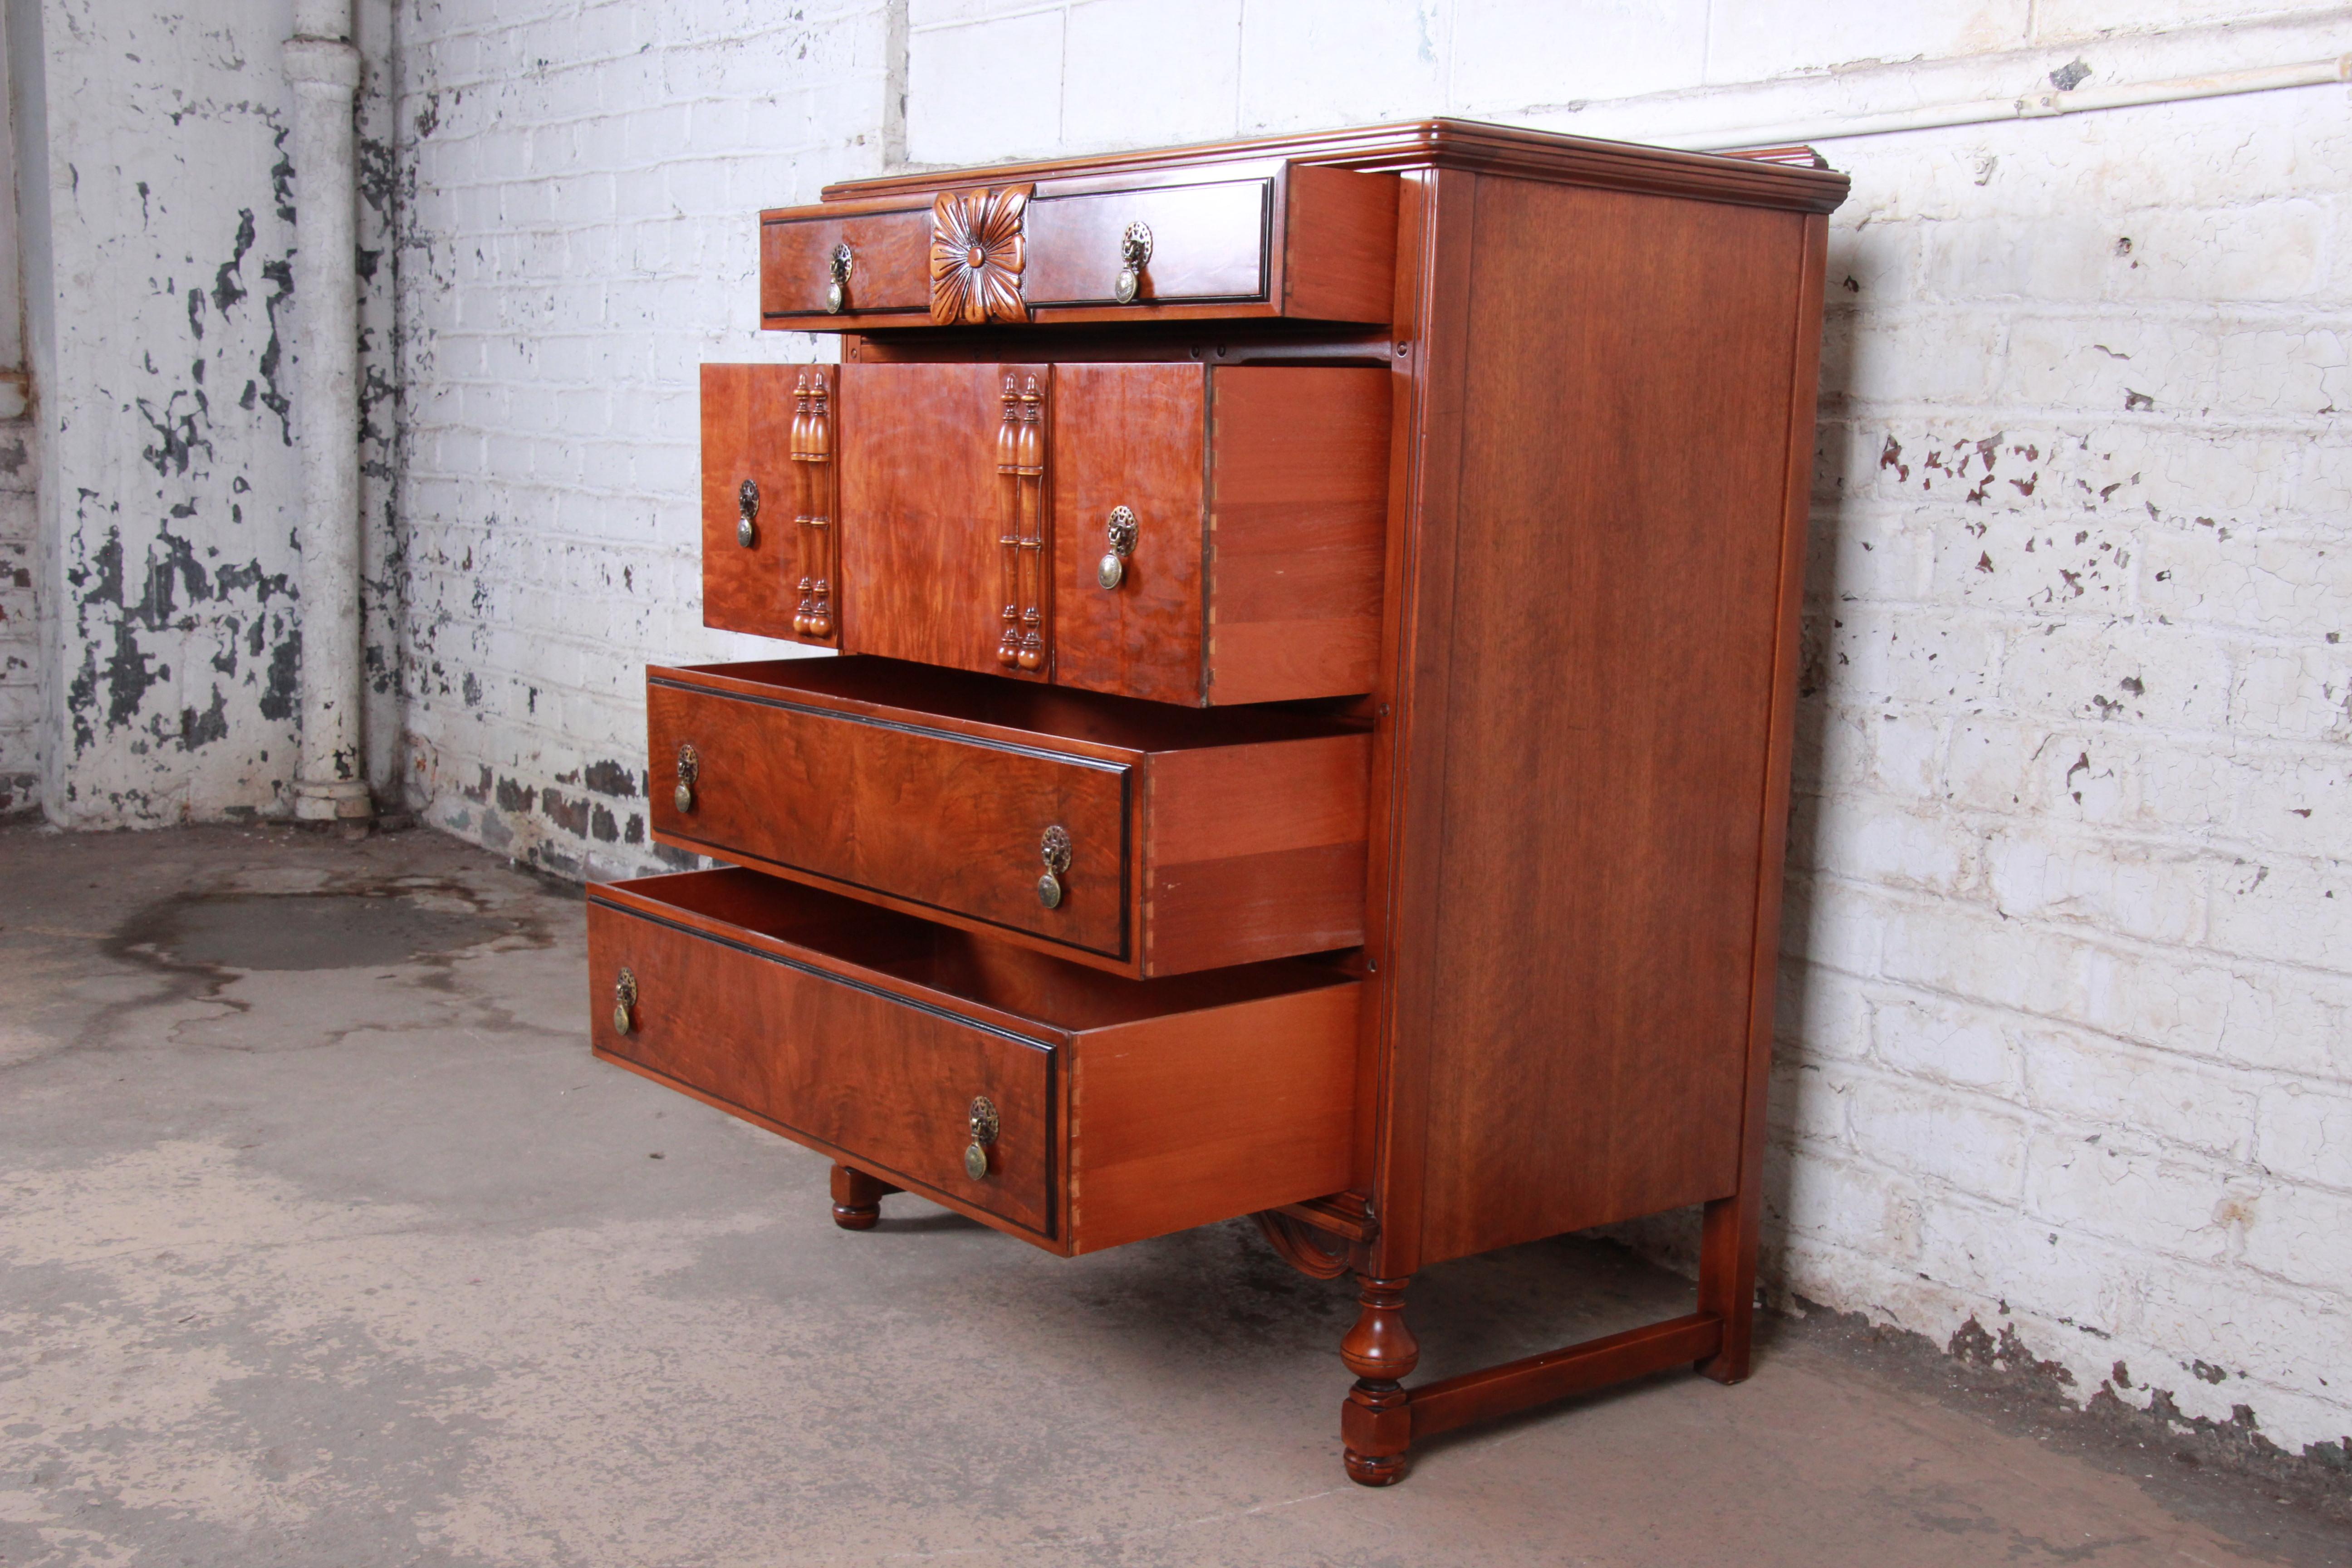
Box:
[2,824,2345,1568]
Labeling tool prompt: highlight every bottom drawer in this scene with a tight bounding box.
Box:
[586,867,1358,1254]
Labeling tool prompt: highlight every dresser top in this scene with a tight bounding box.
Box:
[820,116,1849,216]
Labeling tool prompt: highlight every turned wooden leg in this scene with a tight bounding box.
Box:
[1339,1272,1418,1486]
[830,1163,899,1231]
[1695,1193,1755,1382]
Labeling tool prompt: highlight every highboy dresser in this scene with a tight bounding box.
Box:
[585,119,1847,1483]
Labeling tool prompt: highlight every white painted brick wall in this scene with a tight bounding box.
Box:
[0,416,34,814]
[13,0,2329,1467]
[389,2,890,877]
[7,0,400,825]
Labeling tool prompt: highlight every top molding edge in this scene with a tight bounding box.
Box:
[817,117,1850,216]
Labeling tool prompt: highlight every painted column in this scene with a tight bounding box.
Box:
[284,0,370,822]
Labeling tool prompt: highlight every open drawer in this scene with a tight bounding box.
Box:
[698,360,1389,703]
[760,160,1396,329]
[647,656,1370,978]
[588,868,1358,1254]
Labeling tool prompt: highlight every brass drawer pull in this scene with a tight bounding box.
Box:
[965,1095,1000,1180]
[1115,221,1152,304]
[1037,824,1072,909]
[826,242,853,313]
[1098,505,1137,589]
[612,967,638,1035]
[674,742,699,814]
[736,477,759,548]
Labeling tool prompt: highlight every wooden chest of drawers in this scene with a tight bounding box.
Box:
[588,118,1847,1483]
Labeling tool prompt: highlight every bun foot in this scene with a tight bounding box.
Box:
[1344,1446,1409,1486]
[829,1162,898,1230]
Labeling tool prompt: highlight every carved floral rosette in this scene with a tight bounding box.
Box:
[930,185,1033,326]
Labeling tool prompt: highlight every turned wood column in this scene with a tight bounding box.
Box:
[1339,1273,1417,1486]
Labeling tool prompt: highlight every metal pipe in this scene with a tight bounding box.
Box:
[284,1,370,822]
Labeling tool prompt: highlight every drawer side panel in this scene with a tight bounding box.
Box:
[1206,365,1390,704]
[1144,732,1371,974]
[1068,980,1359,1253]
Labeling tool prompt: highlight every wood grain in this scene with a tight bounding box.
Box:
[1409,176,1810,1265]
[768,160,1404,331]
[838,362,1052,678]
[647,668,1132,959]
[1279,164,1400,325]
[1144,733,1370,974]
[762,207,931,318]
[1066,980,1357,1253]
[644,657,1372,978]
[816,118,1848,216]
[1699,206,1833,1384]
[590,885,1059,1237]
[1025,178,1270,305]
[699,363,801,642]
[1206,365,1389,704]
[1405,1313,1724,1440]
[1049,362,1208,705]
[1048,362,1388,706]
[588,867,1360,1255]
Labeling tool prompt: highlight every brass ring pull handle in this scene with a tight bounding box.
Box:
[1115,221,1152,304]
[826,242,853,313]
[612,967,638,1036]
[736,478,759,548]
[1098,505,1138,589]
[673,743,699,814]
[965,1095,1000,1180]
[1037,824,1072,910]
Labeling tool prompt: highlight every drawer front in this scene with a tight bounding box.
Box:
[589,895,1055,1236]
[838,362,1055,680]
[1024,180,1269,306]
[701,364,838,645]
[1051,363,1389,706]
[648,675,1132,960]
[760,208,931,318]
[1044,363,1207,705]
[760,165,1394,328]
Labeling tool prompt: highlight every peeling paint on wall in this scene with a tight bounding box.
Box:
[24,0,398,825]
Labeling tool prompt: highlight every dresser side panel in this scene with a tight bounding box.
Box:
[1409,176,1813,1264]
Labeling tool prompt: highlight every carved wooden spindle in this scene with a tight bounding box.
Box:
[1339,1273,1418,1486]
[1014,376,1047,672]
[790,370,816,636]
[802,372,834,640]
[995,375,1023,668]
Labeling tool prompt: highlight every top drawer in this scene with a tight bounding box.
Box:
[761,162,1396,330]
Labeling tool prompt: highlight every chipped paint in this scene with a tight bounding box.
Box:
[16,0,398,826]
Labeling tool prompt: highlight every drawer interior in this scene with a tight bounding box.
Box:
[596,868,1362,1253]
[669,655,1368,753]
[620,866,1356,1031]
